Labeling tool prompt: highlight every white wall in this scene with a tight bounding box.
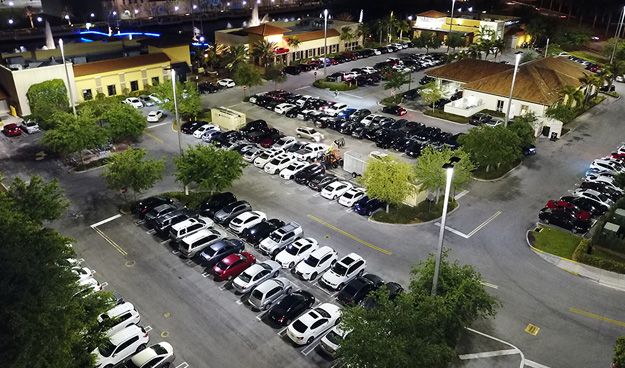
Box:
[462,90,547,118]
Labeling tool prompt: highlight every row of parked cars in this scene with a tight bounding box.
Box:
[132,193,401,357]
[538,144,625,233]
[62,250,176,368]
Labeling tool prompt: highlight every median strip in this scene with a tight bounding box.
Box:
[307,214,392,255]
[569,307,625,328]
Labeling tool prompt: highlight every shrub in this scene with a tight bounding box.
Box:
[312,79,357,91]
[573,239,625,274]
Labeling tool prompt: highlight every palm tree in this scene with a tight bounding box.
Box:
[579,74,603,104]
[372,19,387,45]
[605,61,625,91]
[356,22,369,41]
[559,85,584,108]
[251,40,276,68]
[340,26,355,47]
[397,20,410,41]
[224,45,248,71]
[491,38,506,60]
[285,36,301,63]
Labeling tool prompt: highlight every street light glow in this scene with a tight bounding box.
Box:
[193,4,197,9]
[174,6,179,11]
[36,16,42,22]
[8,19,14,24]
[112,11,117,16]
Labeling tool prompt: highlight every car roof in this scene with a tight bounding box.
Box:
[171,218,199,231]
[339,253,362,266]
[109,325,143,345]
[182,228,216,244]
[130,342,173,365]
[103,302,135,319]
[310,245,333,258]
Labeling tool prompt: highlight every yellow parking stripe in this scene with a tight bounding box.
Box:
[144,131,164,144]
[569,307,625,328]
[307,214,392,255]
[93,227,128,256]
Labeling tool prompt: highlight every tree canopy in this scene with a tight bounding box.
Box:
[26,79,69,129]
[360,155,414,212]
[509,114,537,148]
[414,147,474,203]
[174,144,246,194]
[445,32,465,51]
[100,103,147,142]
[104,148,165,201]
[614,336,625,368]
[420,81,444,111]
[458,125,522,172]
[151,80,202,121]
[265,65,287,88]
[41,111,109,160]
[233,62,264,97]
[5,175,69,224]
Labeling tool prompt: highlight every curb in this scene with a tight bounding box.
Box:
[73,163,109,174]
[366,202,461,226]
[421,111,470,127]
[472,161,523,182]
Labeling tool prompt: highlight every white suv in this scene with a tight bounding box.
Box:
[97,301,141,337]
[275,237,319,268]
[264,153,296,175]
[169,218,209,245]
[259,222,303,257]
[93,325,150,368]
[293,246,338,281]
[321,252,366,290]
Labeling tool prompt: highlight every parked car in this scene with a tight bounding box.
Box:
[293,246,338,281]
[199,192,237,219]
[292,143,327,161]
[92,325,150,368]
[229,211,267,234]
[122,341,174,368]
[538,207,591,234]
[133,196,174,218]
[286,303,341,345]
[319,325,350,359]
[264,153,297,175]
[572,188,614,207]
[321,253,367,290]
[97,302,141,337]
[560,196,608,217]
[144,204,177,227]
[213,200,252,225]
[180,120,207,134]
[352,196,384,216]
[267,290,315,326]
[248,277,294,310]
[178,228,224,258]
[273,136,298,150]
[308,173,338,191]
[275,237,319,269]
[293,164,325,185]
[192,123,218,139]
[259,222,303,257]
[275,103,297,114]
[198,82,219,94]
[321,181,353,200]
[2,123,21,137]
[217,78,236,88]
[296,127,325,142]
[169,218,211,247]
[253,149,282,168]
[279,160,309,180]
[232,260,281,294]
[336,273,384,305]
[19,119,40,134]
[211,251,256,281]
[146,110,164,123]
[123,97,143,108]
[153,209,194,236]
[382,105,407,116]
[362,282,404,309]
[139,95,155,106]
[284,65,301,75]
[337,188,366,207]
[198,238,245,268]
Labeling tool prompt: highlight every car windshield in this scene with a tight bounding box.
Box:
[239,272,252,283]
[204,246,218,257]
[270,232,282,242]
[251,289,264,300]
[343,192,354,199]
[305,255,320,267]
[292,320,308,333]
[325,330,344,344]
[98,339,116,357]
[285,244,300,255]
[314,307,331,318]
[332,263,348,275]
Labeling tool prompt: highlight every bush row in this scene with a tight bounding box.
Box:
[573,239,625,274]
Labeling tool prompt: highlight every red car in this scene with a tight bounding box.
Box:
[545,200,591,221]
[211,251,255,281]
[382,105,407,116]
[2,123,22,137]
[611,152,625,161]
[274,47,289,54]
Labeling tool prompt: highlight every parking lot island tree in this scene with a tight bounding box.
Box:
[0,178,114,368]
[152,80,202,121]
[174,144,246,195]
[445,32,466,52]
[101,103,147,142]
[265,65,287,89]
[420,81,444,111]
[233,62,264,99]
[360,155,415,213]
[458,125,521,174]
[509,113,537,148]
[104,148,165,203]
[26,79,70,129]
[5,175,69,225]
[339,252,499,368]
[383,70,409,104]
[414,147,474,203]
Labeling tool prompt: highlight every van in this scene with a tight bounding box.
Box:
[169,218,209,245]
[178,228,224,258]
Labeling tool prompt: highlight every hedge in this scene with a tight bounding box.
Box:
[312,79,358,91]
[573,239,625,274]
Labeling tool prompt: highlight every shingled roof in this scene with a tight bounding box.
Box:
[426,59,513,84]
[292,28,340,42]
[416,10,448,18]
[245,24,289,36]
[73,53,170,77]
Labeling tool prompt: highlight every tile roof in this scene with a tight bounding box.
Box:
[245,24,289,36]
[416,10,448,18]
[426,59,514,83]
[463,57,589,105]
[72,53,170,77]
[292,28,340,42]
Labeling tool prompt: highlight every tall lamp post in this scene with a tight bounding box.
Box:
[504,51,523,127]
[610,5,625,65]
[171,69,182,156]
[323,9,328,77]
[58,39,76,117]
[446,0,457,54]
[431,156,460,296]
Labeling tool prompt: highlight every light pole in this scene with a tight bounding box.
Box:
[544,37,549,57]
[323,9,328,77]
[504,51,523,127]
[610,5,625,65]
[431,157,460,296]
[171,69,182,156]
[58,39,77,117]
[446,0,456,54]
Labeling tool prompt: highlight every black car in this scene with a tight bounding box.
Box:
[560,196,608,217]
[180,120,208,134]
[419,76,434,85]
[287,142,308,153]
[337,274,384,305]
[579,181,623,201]
[353,196,386,216]
[351,122,366,139]
[469,113,492,126]
[538,207,591,234]
[241,119,268,134]
[241,218,285,246]
[283,65,301,75]
[198,82,219,94]
[362,282,404,309]
[434,98,451,109]
[267,290,315,326]
[132,196,174,218]
[350,109,371,122]
[381,105,407,116]
[405,141,423,158]
[293,164,325,185]
[337,119,356,134]
[153,209,192,236]
[403,89,420,100]
[198,238,245,268]
[308,173,338,191]
[199,192,237,219]
[285,106,304,118]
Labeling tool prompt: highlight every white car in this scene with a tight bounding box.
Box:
[273,136,298,150]
[248,92,266,103]
[193,124,219,138]
[232,260,281,294]
[178,228,224,259]
[325,103,348,117]
[248,277,294,310]
[146,110,164,123]
[93,325,150,368]
[372,49,382,55]
[338,188,366,207]
[275,103,297,114]
[125,342,175,368]
[589,159,625,175]
[20,119,40,134]
[229,210,267,234]
[123,97,143,108]
[74,276,102,298]
[296,108,314,120]
[296,127,324,142]
[321,181,353,200]
[319,325,350,358]
[275,237,319,268]
[360,66,376,74]
[279,160,308,180]
[360,114,383,126]
[253,149,282,168]
[217,78,236,88]
[572,189,614,207]
[286,303,341,345]
[485,118,504,127]
[296,95,312,107]
[97,301,141,337]
[320,252,367,290]
[616,75,625,83]
[242,147,262,162]
[148,94,163,104]
[264,153,296,174]
[585,174,619,188]
[292,143,327,161]
[72,266,96,281]
[293,246,338,280]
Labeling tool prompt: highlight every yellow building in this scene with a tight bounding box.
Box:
[73,53,171,101]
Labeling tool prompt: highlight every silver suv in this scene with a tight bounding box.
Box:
[259,222,303,257]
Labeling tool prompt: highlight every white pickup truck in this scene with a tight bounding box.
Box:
[292,143,328,161]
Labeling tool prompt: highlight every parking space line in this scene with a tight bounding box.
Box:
[144,325,152,332]
[144,131,164,144]
[277,327,288,336]
[146,121,169,129]
[175,362,189,368]
[235,299,244,305]
[568,307,625,328]
[307,214,392,255]
[525,359,551,368]
[459,348,518,360]
[481,282,499,289]
[341,92,363,99]
[90,214,122,228]
[92,227,128,256]
[256,310,269,321]
[467,211,502,237]
[146,229,156,235]
[454,190,470,200]
[100,282,109,289]
[301,329,331,356]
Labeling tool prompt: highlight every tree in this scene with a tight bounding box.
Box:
[580,73,604,101]
[420,81,444,111]
[174,144,245,194]
[0,180,114,368]
[233,62,264,98]
[6,175,69,224]
[614,337,625,368]
[383,70,409,102]
[526,16,550,46]
[264,65,287,89]
[360,155,414,213]
[604,61,625,90]
[340,26,355,44]
[491,37,506,60]
[545,104,576,123]
[224,44,248,71]
[251,39,276,67]
[603,38,625,62]
[101,103,147,142]
[397,20,410,41]
[104,148,165,202]
[476,26,496,59]
[414,147,474,203]
[553,27,590,49]
[26,79,69,129]
[285,36,302,53]
[42,111,109,164]
[445,32,465,52]
[340,252,499,368]
[559,85,584,108]
[152,80,202,121]
[418,31,441,54]
[509,113,537,148]
[458,125,522,172]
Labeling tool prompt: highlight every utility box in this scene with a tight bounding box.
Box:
[211,107,246,131]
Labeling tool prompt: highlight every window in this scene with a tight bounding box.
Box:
[82,89,93,100]
[520,104,529,115]
[115,336,138,354]
[151,76,159,85]
[130,80,139,91]
[496,100,504,112]
[107,84,117,96]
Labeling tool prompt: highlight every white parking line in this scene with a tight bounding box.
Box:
[341,92,363,99]
[135,220,145,225]
[146,121,170,129]
[100,282,109,289]
[90,214,122,228]
[146,229,156,235]
[481,282,499,289]
[295,86,310,91]
[218,284,228,291]
[171,250,180,255]
[256,310,269,321]
[525,359,551,368]
[455,190,470,200]
[314,282,337,296]
[277,327,288,336]
[434,211,502,239]
[235,299,244,305]
[301,329,331,356]
[201,272,210,278]
[175,362,189,368]
[459,348,518,360]
[144,325,153,333]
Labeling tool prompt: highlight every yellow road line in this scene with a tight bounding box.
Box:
[307,214,392,255]
[144,131,164,144]
[569,307,625,328]
[93,227,128,256]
